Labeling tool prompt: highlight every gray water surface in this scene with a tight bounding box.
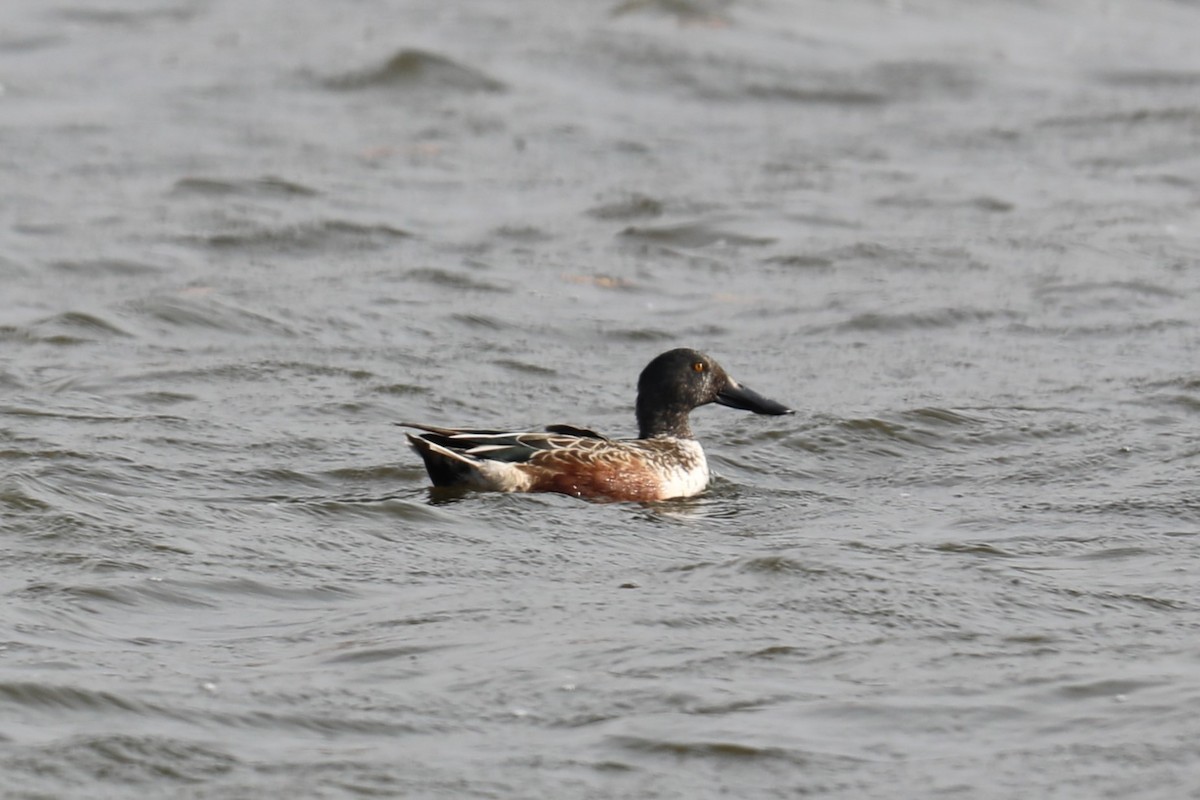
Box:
[3,1,1200,797]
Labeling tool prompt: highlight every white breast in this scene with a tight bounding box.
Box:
[656,438,710,499]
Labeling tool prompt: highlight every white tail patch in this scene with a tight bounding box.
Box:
[415,437,534,492]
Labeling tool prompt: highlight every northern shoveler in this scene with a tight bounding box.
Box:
[402,348,793,502]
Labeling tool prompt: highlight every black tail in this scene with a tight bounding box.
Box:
[406,434,474,487]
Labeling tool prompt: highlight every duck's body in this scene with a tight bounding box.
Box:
[403,423,709,502]
[403,348,792,502]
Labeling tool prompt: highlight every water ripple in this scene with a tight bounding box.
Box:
[321,49,506,93]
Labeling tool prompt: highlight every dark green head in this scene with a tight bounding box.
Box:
[635,348,793,439]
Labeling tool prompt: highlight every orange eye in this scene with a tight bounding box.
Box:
[692,361,705,372]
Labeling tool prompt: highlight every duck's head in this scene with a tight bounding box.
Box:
[635,348,793,439]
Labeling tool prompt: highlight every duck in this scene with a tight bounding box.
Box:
[402,347,792,502]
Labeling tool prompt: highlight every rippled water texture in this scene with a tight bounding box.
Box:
[3,0,1200,797]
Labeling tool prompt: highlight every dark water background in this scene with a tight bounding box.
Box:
[3,0,1200,797]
